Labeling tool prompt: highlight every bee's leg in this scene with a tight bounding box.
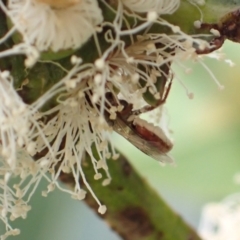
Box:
[131,77,173,116]
[118,99,133,120]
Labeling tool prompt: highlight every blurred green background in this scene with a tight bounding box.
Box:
[1,41,240,239]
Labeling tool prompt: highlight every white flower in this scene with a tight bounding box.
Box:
[7,0,103,52]
[121,0,180,14]
[36,0,82,8]
[24,56,114,210]
[0,57,115,238]
[199,193,240,240]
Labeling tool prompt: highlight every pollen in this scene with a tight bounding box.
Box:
[210,28,221,37]
[94,173,102,180]
[194,20,202,29]
[98,205,107,214]
[147,11,158,22]
[95,58,105,70]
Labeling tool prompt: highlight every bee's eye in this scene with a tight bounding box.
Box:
[105,92,118,108]
[105,92,114,102]
[118,100,133,120]
[119,99,128,110]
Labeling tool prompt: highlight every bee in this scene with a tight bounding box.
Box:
[105,79,173,164]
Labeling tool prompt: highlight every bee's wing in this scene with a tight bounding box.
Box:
[112,117,174,164]
[150,151,174,165]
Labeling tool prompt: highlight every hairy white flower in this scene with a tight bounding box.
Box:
[0,58,116,238]
[7,0,103,51]
[199,193,240,240]
[121,0,180,14]
[36,0,81,8]
[24,57,115,210]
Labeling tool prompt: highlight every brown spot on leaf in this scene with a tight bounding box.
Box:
[117,206,164,240]
[117,186,124,191]
[187,233,202,240]
[119,156,132,177]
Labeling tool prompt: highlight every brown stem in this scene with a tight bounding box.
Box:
[59,153,202,240]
